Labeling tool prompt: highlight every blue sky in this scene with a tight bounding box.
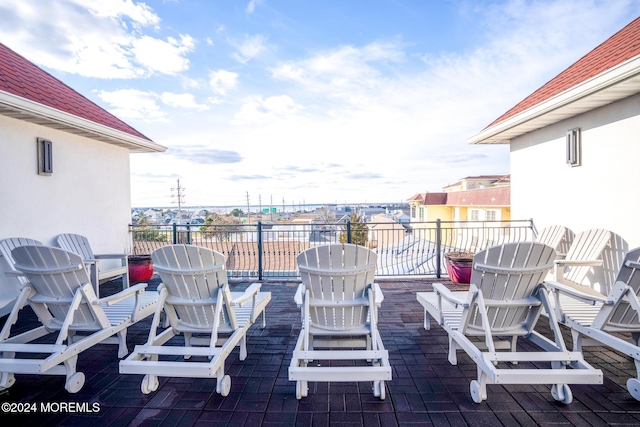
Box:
[1,0,638,208]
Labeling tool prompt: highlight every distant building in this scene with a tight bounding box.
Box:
[407,174,511,226]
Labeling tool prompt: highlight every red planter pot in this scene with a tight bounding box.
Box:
[128,255,154,282]
[444,253,474,284]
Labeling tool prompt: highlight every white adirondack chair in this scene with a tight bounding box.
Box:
[119,245,271,395]
[553,228,611,288]
[417,242,603,403]
[0,237,43,317]
[546,246,640,400]
[0,245,157,393]
[57,233,129,295]
[289,243,392,400]
[536,225,574,259]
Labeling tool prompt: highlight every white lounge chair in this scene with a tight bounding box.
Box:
[546,246,640,400]
[417,242,603,403]
[0,237,43,317]
[289,243,392,400]
[536,225,574,259]
[0,245,157,393]
[119,245,271,395]
[57,233,129,295]
[553,228,611,288]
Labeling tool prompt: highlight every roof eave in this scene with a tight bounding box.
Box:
[467,55,640,145]
[0,91,166,153]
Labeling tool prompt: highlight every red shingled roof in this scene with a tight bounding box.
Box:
[486,16,640,128]
[0,42,152,141]
[445,186,510,207]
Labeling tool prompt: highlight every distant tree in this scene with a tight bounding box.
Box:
[340,213,368,247]
[230,208,243,217]
[132,216,167,242]
[200,214,241,242]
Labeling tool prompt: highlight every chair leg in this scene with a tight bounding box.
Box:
[184,333,192,360]
[63,355,85,393]
[448,336,458,365]
[571,329,582,352]
[116,329,128,358]
[239,335,247,361]
[470,369,488,403]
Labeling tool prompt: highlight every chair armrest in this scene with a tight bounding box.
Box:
[5,271,25,277]
[554,259,603,267]
[544,280,610,305]
[95,254,127,260]
[294,283,305,307]
[97,282,148,305]
[432,282,469,307]
[371,283,384,305]
[231,283,261,306]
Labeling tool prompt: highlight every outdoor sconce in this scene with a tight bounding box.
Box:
[37,138,53,175]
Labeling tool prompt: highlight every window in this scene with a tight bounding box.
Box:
[470,209,480,221]
[566,128,581,167]
[37,138,53,175]
[486,210,497,221]
[411,205,416,218]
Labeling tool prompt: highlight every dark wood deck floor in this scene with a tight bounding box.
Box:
[1,277,640,426]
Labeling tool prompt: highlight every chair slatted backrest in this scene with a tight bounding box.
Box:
[11,245,102,327]
[536,225,573,257]
[57,234,95,261]
[0,238,43,285]
[151,245,236,330]
[464,242,556,334]
[562,229,611,285]
[599,247,640,329]
[297,244,377,331]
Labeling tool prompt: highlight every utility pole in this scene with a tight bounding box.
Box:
[246,191,250,224]
[270,194,273,222]
[171,179,186,223]
[259,194,262,220]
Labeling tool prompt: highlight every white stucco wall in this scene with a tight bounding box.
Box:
[0,115,132,313]
[511,93,640,245]
[510,93,640,286]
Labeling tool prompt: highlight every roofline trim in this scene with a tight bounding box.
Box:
[0,90,166,152]
[467,54,640,145]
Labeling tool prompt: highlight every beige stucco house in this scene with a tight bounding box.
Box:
[0,43,166,315]
[467,16,640,286]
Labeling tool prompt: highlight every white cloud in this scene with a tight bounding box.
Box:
[272,41,404,105]
[96,89,167,121]
[231,34,268,63]
[161,92,210,111]
[131,35,195,75]
[0,0,193,78]
[80,0,160,27]
[245,0,263,14]
[233,95,303,124]
[209,70,239,95]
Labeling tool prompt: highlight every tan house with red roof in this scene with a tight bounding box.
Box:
[468,16,640,248]
[0,43,165,314]
[407,175,511,224]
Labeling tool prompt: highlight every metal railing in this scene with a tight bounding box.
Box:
[129,219,536,280]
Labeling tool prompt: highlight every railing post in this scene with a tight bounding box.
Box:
[346,220,352,244]
[257,221,263,280]
[186,222,192,244]
[172,223,177,244]
[436,219,442,279]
